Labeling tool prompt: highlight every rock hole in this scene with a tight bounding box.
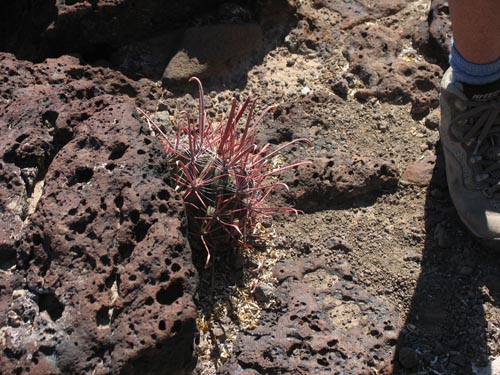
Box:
[158,190,170,200]
[144,296,154,306]
[171,263,181,272]
[105,163,116,171]
[129,274,137,281]
[32,233,43,246]
[137,149,146,155]
[100,255,110,266]
[317,358,328,366]
[370,329,381,337]
[0,245,16,270]
[68,210,97,234]
[118,241,135,260]
[3,348,22,360]
[156,279,184,305]
[134,220,151,242]
[67,167,93,187]
[38,345,55,356]
[96,306,110,326]
[68,208,77,216]
[310,324,321,332]
[37,292,64,321]
[159,204,168,213]
[415,78,435,92]
[159,271,170,282]
[69,245,84,258]
[15,134,29,143]
[104,274,116,289]
[286,343,304,357]
[109,143,128,160]
[327,339,338,347]
[158,320,166,331]
[129,210,140,223]
[114,195,124,209]
[41,110,59,127]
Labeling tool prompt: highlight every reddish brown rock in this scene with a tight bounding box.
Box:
[428,1,451,65]
[413,0,451,67]
[344,23,442,114]
[0,53,198,375]
[223,259,401,374]
[401,154,437,186]
[280,155,399,210]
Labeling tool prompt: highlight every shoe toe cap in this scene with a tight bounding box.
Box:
[462,208,500,241]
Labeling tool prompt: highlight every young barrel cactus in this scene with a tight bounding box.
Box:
[138,78,309,267]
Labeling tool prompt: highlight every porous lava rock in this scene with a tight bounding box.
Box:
[0,53,198,375]
[292,0,443,115]
[280,155,399,210]
[223,259,401,374]
[343,22,442,115]
[413,0,452,68]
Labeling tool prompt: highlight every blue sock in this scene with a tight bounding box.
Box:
[450,44,500,85]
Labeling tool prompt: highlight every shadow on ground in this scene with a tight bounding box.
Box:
[394,147,500,374]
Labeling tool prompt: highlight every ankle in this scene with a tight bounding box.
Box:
[450,44,500,85]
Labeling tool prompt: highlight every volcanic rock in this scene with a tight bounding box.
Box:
[280,155,399,210]
[401,154,437,187]
[0,53,197,375]
[223,259,401,374]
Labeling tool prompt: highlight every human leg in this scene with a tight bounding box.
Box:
[449,0,500,65]
[440,1,500,245]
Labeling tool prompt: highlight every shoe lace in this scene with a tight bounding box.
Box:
[454,98,500,196]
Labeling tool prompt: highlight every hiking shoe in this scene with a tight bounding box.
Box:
[439,67,500,246]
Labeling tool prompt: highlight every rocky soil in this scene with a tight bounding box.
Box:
[2,0,500,374]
